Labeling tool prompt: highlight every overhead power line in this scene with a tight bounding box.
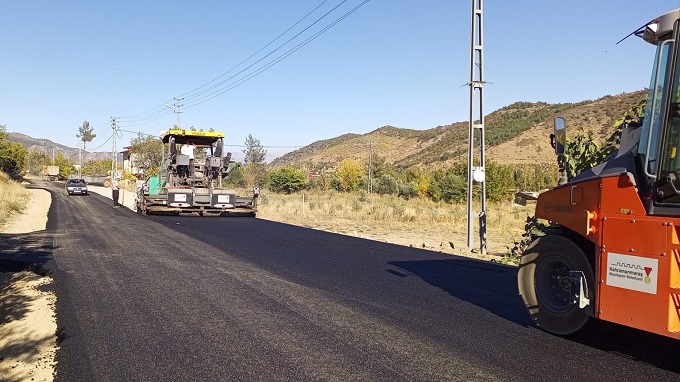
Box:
[117,0,371,126]
[90,133,114,151]
[177,0,351,105]
[177,0,333,101]
[182,0,371,110]
[224,144,304,149]
[118,0,338,122]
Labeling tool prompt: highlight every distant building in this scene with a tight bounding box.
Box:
[121,146,142,174]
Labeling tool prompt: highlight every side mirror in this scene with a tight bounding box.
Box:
[554,117,566,155]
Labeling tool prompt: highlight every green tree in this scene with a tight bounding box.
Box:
[242,135,267,187]
[129,133,164,174]
[26,148,44,175]
[269,165,307,194]
[398,181,418,199]
[484,161,515,202]
[243,134,267,165]
[53,152,75,179]
[373,174,399,195]
[82,159,113,176]
[428,170,466,203]
[243,163,268,188]
[370,155,393,178]
[224,162,246,187]
[76,120,96,151]
[0,125,28,175]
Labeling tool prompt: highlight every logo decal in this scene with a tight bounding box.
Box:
[606,253,658,294]
[545,202,573,214]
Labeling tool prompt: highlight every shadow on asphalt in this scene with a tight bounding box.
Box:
[566,320,680,373]
[388,258,532,325]
[390,257,680,374]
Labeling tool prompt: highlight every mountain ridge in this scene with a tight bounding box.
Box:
[8,132,112,163]
[9,90,647,169]
[271,90,648,169]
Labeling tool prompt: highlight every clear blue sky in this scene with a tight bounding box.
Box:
[2,1,678,161]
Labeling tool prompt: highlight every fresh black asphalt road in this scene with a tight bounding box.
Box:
[7,180,680,381]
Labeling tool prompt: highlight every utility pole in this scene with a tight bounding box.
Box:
[174,97,183,128]
[111,117,119,178]
[164,98,184,128]
[368,140,373,193]
[466,0,487,255]
[52,147,55,163]
[41,139,46,179]
[173,97,184,128]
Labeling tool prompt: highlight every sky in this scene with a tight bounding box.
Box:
[2,1,679,162]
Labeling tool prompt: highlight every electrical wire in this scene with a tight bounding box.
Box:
[224,144,304,148]
[177,0,333,100]
[182,0,370,109]
[117,0,370,124]
[90,133,114,151]
[118,0,336,121]
[177,0,350,104]
[119,111,174,127]
[119,108,173,123]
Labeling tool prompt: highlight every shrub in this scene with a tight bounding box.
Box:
[485,161,515,202]
[373,174,399,195]
[398,182,418,199]
[428,170,467,203]
[269,165,307,194]
[0,170,29,228]
[225,163,246,187]
[308,172,335,191]
[0,125,27,175]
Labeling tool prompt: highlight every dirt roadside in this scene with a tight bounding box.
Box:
[0,187,56,382]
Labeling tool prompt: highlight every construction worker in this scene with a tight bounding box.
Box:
[135,171,145,193]
[181,141,195,159]
[112,176,121,208]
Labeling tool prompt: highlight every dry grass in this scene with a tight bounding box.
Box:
[0,172,29,229]
[256,190,534,260]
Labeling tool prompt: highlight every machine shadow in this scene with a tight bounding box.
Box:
[567,320,680,373]
[390,257,680,374]
[388,258,532,325]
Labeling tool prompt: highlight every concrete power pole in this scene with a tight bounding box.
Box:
[111,117,119,178]
[173,97,184,128]
[368,140,373,193]
[466,0,487,255]
[41,139,45,180]
[165,98,184,128]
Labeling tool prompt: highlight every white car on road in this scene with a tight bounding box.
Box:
[65,178,88,195]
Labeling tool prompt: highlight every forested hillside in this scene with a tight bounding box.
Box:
[272,90,648,168]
